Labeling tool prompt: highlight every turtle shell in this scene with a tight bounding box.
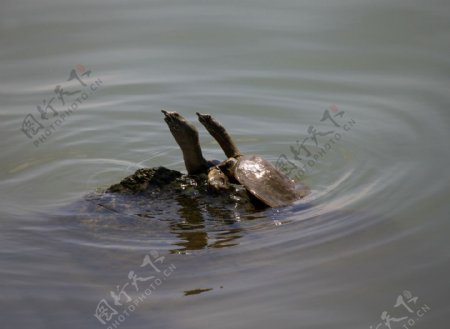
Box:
[233,155,301,207]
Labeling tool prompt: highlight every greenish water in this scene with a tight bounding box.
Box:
[1,0,449,328]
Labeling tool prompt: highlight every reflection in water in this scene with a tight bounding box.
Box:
[170,195,243,253]
[171,195,208,251]
[56,168,249,253]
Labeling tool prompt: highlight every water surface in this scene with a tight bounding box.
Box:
[1,0,449,328]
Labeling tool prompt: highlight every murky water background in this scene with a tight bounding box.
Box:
[1,0,449,328]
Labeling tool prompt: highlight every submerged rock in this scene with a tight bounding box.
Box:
[57,166,256,252]
[107,167,184,194]
[71,166,254,225]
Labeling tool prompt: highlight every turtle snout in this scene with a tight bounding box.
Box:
[196,112,211,123]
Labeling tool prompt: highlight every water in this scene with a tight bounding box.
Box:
[1,0,449,328]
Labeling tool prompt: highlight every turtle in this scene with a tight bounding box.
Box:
[162,110,307,208]
[196,112,308,208]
